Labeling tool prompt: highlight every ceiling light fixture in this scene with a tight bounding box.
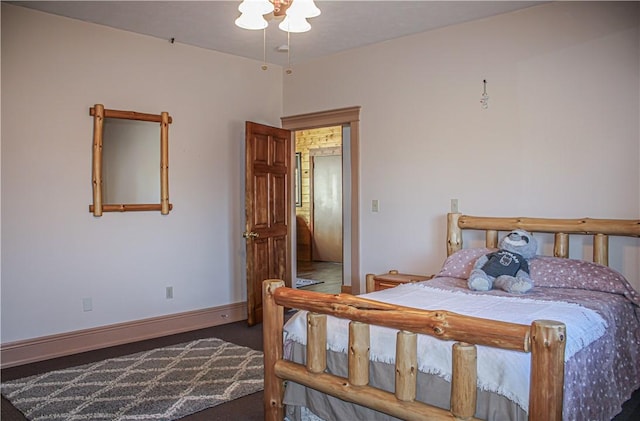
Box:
[235,0,321,72]
[235,0,320,33]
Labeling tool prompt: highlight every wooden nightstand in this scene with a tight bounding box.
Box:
[365,270,433,293]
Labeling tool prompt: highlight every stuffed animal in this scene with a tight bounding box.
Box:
[468,229,538,293]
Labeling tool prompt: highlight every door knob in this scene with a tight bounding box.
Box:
[243,231,259,239]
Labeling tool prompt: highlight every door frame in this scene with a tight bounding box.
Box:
[281,106,361,293]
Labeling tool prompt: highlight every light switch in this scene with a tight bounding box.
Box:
[83,297,93,312]
[451,199,459,213]
[372,200,379,212]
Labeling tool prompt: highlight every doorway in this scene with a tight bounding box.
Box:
[294,132,343,294]
[281,106,361,294]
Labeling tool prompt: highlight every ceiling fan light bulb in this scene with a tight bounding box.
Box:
[287,0,321,19]
[235,12,268,30]
[279,15,311,33]
[238,0,274,15]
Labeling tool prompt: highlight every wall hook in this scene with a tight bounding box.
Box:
[480,79,489,109]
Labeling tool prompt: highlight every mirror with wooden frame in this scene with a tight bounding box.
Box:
[89,104,172,216]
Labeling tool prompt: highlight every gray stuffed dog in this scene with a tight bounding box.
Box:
[468,229,538,293]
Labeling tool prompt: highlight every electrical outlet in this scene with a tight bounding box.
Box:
[82,297,93,312]
[372,199,379,213]
[166,286,173,299]
[451,199,459,213]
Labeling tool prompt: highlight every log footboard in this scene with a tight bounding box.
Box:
[263,279,566,421]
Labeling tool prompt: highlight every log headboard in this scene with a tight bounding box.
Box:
[447,213,640,266]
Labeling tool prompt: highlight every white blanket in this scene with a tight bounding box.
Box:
[283,283,607,411]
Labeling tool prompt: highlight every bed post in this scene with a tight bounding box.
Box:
[451,342,477,419]
[365,273,376,293]
[553,233,569,258]
[593,233,609,266]
[447,212,462,256]
[528,320,566,421]
[263,279,285,421]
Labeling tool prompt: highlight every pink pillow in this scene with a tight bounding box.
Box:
[530,256,640,305]
[436,249,640,306]
[436,248,493,279]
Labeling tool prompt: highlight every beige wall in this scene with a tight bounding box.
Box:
[1,4,283,342]
[283,1,640,291]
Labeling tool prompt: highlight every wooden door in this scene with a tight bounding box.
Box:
[244,121,291,326]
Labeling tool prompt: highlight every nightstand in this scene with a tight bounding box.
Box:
[365,270,433,293]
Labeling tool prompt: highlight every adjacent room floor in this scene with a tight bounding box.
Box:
[296,260,342,294]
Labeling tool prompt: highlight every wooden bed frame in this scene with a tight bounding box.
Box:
[263,213,640,421]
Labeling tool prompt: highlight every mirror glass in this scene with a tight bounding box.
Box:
[102,118,160,204]
[89,104,171,216]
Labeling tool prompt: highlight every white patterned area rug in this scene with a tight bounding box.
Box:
[1,338,263,421]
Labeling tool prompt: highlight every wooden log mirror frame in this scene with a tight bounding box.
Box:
[89,104,172,216]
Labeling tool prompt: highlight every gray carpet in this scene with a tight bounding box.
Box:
[0,337,263,421]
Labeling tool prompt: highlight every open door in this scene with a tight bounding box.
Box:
[244,121,291,326]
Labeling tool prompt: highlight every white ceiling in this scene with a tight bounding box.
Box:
[11,1,544,67]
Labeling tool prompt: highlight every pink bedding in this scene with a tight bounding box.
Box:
[435,249,640,419]
[425,275,640,420]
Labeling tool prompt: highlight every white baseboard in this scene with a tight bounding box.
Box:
[1,302,247,369]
